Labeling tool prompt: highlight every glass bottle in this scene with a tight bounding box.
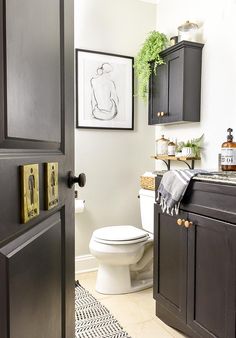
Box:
[221,128,236,171]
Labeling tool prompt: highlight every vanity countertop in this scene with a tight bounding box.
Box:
[193,172,236,185]
[154,170,236,185]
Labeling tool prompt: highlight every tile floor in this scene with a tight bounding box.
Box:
[75,271,187,338]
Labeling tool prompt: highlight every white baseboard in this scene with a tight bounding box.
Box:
[75,254,98,274]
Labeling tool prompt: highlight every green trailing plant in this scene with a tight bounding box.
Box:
[134,31,168,101]
[177,134,204,157]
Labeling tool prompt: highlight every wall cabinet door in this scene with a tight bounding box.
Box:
[148,41,203,125]
[148,62,168,124]
[187,213,236,338]
[154,205,188,324]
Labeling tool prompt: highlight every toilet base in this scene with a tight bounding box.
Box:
[95,263,153,295]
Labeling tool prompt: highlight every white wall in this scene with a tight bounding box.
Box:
[156,0,236,171]
[74,0,156,258]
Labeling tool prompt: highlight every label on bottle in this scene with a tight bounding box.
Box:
[221,148,236,165]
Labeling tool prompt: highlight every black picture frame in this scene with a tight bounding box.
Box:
[76,49,134,130]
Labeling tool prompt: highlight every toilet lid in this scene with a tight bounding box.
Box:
[93,225,149,244]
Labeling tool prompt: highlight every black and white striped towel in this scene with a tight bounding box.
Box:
[157,169,206,215]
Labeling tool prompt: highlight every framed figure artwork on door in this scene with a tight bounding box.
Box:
[76,49,134,130]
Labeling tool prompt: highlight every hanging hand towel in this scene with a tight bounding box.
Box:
[157,169,206,215]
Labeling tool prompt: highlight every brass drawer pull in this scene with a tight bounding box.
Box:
[160,111,167,117]
[184,220,193,228]
[176,219,193,228]
[157,112,161,117]
[177,218,184,226]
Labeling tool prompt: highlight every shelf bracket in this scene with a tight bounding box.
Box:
[154,158,196,170]
[157,159,170,170]
[180,159,194,170]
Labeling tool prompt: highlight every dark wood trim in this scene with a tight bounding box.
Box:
[156,302,202,338]
[0,252,8,337]
[0,139,61,150]
[64,0,75,336]
[60,0,65,155]
[181,180,236,224]
[160,40,204,58]
[0,0,6,144]
[60,206,66,338]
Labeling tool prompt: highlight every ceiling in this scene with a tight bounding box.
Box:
[138,0,159,4]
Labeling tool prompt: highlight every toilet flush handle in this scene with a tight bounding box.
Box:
[68,171,86,188]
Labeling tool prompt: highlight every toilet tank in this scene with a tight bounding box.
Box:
[139,189,155,234]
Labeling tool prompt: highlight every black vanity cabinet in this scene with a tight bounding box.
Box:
[148,41,204,125]
[154,180,236,338]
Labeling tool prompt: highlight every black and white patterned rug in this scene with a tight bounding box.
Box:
[75,281,132,338]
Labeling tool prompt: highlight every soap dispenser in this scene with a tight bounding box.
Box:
[221,128,236,171]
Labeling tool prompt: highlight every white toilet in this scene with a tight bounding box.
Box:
[89,189,155,294]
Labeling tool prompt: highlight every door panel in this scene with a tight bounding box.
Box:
[0,0,64,150]
[0,0,74,337]
[6,0,61,143]
[187,213,236,338]
[154,205,188,323]
[0,213,62,338]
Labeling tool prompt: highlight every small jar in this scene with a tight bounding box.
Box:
[170,36,178,46]
[168,140,176,156]
[156,135,169,156]
[178,20,199,42]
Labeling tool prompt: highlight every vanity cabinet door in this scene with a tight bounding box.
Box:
[187,213,236,338]
[154,204,188,325]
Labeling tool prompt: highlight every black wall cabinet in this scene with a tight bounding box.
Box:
[154,180,236,338]
[149,41,204,125]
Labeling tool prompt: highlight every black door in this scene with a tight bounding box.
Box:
[154,205,188,325]
[0,1,75,337]
[187,213,236,338]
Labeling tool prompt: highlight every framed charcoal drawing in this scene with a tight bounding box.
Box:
[76,49,134,130]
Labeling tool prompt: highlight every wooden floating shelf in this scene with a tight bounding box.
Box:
[151,155,201,170]
[151,155,201,161]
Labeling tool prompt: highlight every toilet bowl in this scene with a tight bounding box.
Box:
[89,189,155,295]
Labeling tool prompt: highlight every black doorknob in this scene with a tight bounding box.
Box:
[68,171,86,188]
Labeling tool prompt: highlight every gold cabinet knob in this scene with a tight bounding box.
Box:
[160,111,165,117]
[184,220,193,228]
[177,218,185,226]
[157,112,161,117]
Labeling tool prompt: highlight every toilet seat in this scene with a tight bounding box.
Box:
[93,225,149,245]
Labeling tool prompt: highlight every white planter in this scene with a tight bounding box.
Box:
[182,147,193,157]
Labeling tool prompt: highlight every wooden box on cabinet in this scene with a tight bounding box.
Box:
[148,41,204,125]
[154,180,236,338]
